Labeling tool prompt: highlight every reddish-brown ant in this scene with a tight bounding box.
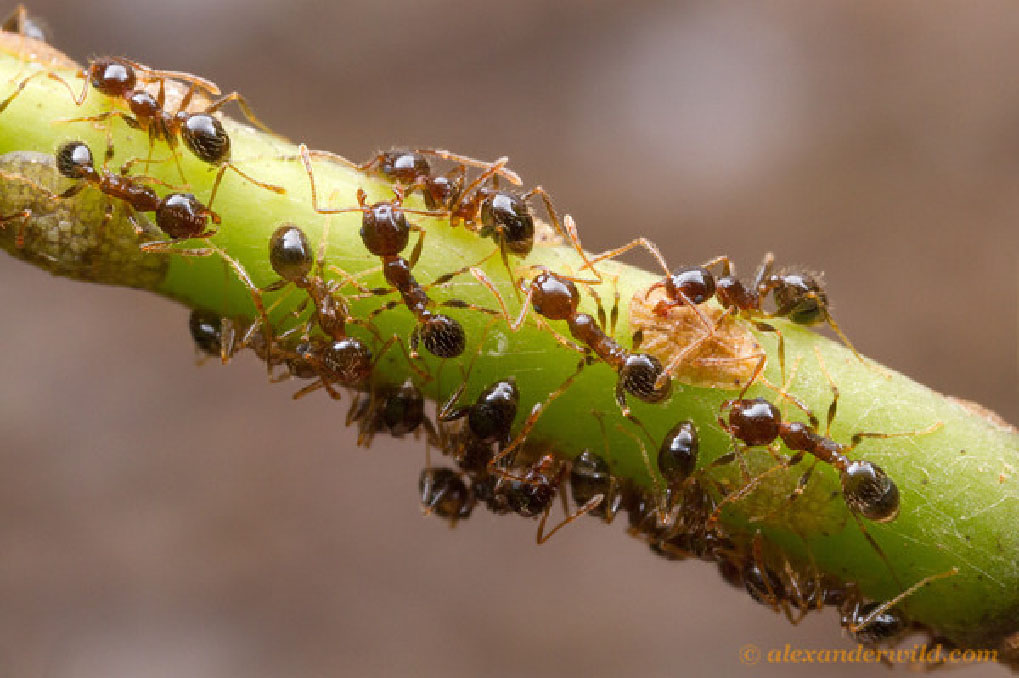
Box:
[295,172,493,360]
[41,56,285,197]
[54,140,219,255]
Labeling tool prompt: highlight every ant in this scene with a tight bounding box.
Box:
[569,414,628,523]
[296,181,492,360]
[54,140,219,255]
[346,379,438,448]
[302,146,523,206]
[419,466,475,525]
[473,450,605,544]
[44,56,285,198]
[300,144,599,293]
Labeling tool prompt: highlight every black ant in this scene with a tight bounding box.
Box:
[54,140,219,255]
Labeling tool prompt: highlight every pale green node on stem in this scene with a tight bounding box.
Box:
[0,38,1016,656]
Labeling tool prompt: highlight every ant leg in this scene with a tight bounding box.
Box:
[489,359,586,471]
[847,567,959,636]
[586,236,670,276]
[0,69,49,115]
[705,452,805,530]
[207,161,285,212]
[536,493,604,544]
[752,252,776,290]
[520,186,601,278]
[0,208,33,249]
[415,149,523,186]
[119,58,222,96]
[201,91,274,133]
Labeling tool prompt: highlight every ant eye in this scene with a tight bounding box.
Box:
[841,460,899,522]
[55,141,92,178]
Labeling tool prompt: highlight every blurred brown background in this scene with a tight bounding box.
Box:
[1,1,1016,676]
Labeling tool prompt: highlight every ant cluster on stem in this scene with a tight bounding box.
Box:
[0,7,961,659]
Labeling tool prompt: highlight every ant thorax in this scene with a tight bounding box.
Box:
[630,284,762,390]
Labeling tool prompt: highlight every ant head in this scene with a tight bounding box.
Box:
[620,353,671,403]
[55,140,93,178]
[773,273,828,326]
[480,191,534,256]
[468,380,519,443]
[841,459,900,522]
[666,266,716,305]
[360,200,410,257]
[268,223,313,282]
[379,150,430,183]
[89,57,136,97]
[726,398,781,447]
[423,172,464,211]
[420,314,466,359]
[181,113,230,164]
[530,271,579,321]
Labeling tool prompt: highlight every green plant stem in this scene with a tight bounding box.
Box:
[1,41,1017,657]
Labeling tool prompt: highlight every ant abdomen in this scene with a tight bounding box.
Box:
[480,191,534,255]
[770,273,827,326]
[619,353,671,403]
[416,314,465,359]
[841,460,899,523]
[180,113,230,164]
